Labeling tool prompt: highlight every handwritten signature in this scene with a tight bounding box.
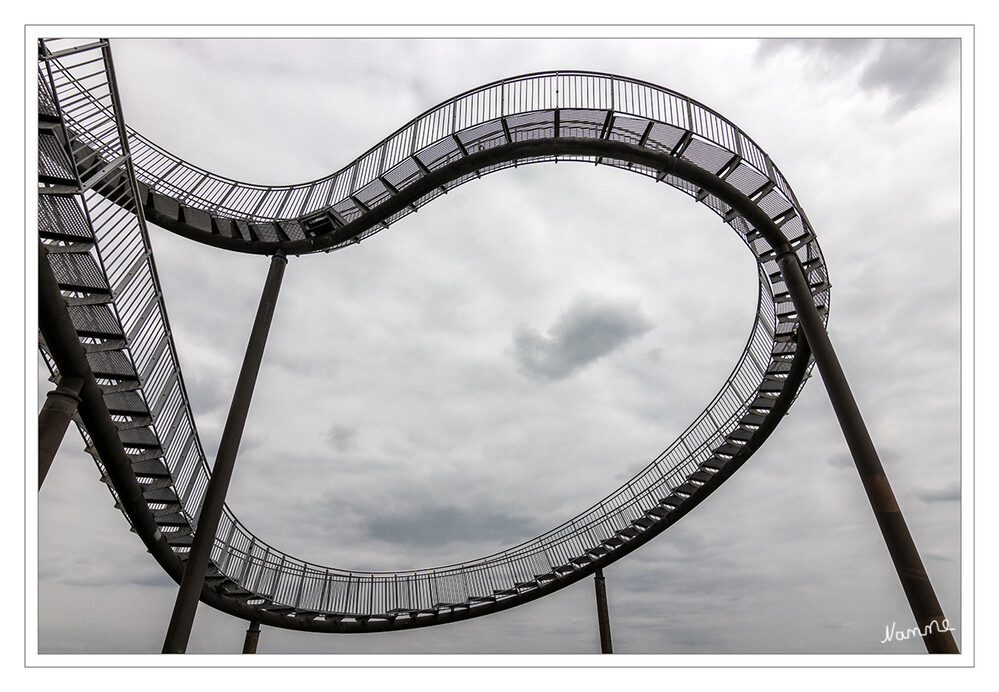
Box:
[881,619,956,644]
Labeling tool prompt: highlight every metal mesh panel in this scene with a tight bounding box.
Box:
[39,195,90,239]
[86,349,136,378]
[46,252,108,293]
[38,132,75,180]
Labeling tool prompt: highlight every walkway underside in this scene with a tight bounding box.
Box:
[38,42,829,633]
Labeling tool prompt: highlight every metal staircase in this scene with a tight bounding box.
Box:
[37,39,826,633]
[37,39,205,570]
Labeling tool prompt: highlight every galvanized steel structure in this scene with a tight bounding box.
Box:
[36,38,956,653]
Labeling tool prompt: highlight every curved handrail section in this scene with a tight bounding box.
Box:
[114,70,812,259]
[38,39,830,632]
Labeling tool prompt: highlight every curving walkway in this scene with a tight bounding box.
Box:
[38,39,829,633]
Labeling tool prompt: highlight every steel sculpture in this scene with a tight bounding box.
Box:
[36,38,957,654]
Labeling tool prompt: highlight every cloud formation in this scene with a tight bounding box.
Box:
[364,503,540,548]
[756,38,959,117]
[511,296,653,382]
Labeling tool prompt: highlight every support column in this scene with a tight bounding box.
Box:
[38,375,84,489]
[777,252,958,654]
[594,567,613,654]
[162,251,288,654]
[242,620,261,654]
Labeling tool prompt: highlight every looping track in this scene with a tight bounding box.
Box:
[38,39,829,633]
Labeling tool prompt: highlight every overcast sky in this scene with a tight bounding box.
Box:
[33,29,969,663]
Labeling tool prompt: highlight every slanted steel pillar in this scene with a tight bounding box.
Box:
[242,620,261,654]
[777,252,959,654]
[38,375,84,489]
[162,251,288,654]
[594,567,613,654]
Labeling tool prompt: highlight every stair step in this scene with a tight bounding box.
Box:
[102,390,149,415]
[137,476,173,491]
[674,482,700,496]
[66,303,123,339]
[88,350,138,382]
[64,294,114,307]
[152,512,190,527]
[149,503,182,518]
[701,459,726,472]
[143,487,180,503]
[128,448,165,463]
[687,471,712,484]
[160,525,192,540]
[114,416,153,431]
[713,443,741,458]
[130,458,171,477]
[750,396,777,410]
[741,412,767,426]
[41,239,95,254]
[83,338,128,354]
[38,111,62,129]
[433,602,469,610]
[38,132,76,182]
[220,585,253,599]
[165,533,193,547]
[386,608,418,616]
[118,426,161,448]
[632,516,656,529]
[47,251,110,295]
[727,428,754,442]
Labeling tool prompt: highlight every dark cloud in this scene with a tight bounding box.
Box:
[512,296,653,382]
[756,38,959,117]
[917,483,961,504]
[324,424,358,453]
[859,39,960,116]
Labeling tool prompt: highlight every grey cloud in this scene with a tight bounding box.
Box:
[364,504,541,548]
[512,296,653,382]
[180,368,232,420]
[859,39,959,116]
[756,38,959,117]
[325,424,358,453]
[918,483,961,504]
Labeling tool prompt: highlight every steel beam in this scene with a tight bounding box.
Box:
[777,251,958,654]
[38,375,83,489]
[242,619,261,654]
[594,568,613,654]
[162,251,287,654]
